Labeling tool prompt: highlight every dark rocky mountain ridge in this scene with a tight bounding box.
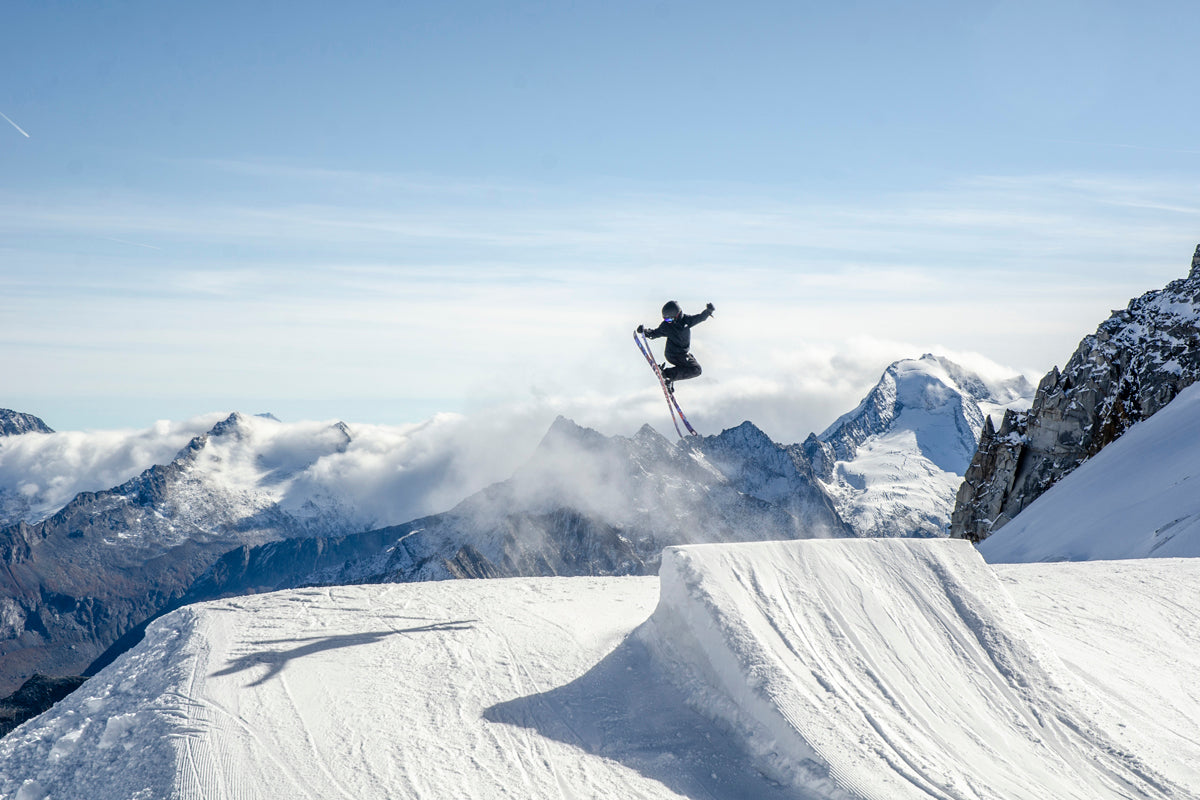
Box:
[951,244,1200,542]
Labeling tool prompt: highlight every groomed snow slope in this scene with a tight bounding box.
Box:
[997,558,1200,791]
[3,540,1196,799]
[0,578,797,800]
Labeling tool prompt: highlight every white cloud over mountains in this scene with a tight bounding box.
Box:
[0,341,1035,531]
[0,415,226,523]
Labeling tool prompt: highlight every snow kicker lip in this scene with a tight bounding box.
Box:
[636,538,1179,800]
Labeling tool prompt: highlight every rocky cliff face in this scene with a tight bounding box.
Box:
[951,245,1200,543]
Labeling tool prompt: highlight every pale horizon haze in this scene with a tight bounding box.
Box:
[3,0,1199,445]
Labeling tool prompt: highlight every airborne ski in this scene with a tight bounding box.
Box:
[634,330,699,437]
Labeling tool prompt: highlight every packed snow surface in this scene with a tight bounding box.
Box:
[3,539,1197,799]
[980,381,1200,562]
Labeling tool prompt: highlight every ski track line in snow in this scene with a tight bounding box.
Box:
[176,606,315,800]
[997,559,1200,791]
[779,567,954,799]
[480,590,627,800]
[278,668,360,800]
[929,557,1175,800]
[760,553,974,799]
[175,618,221,800]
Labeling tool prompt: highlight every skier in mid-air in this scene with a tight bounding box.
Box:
[637,300,715,391]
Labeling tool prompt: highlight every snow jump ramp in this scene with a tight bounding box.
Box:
[637,538,1178,800]
[1,539,1186,799]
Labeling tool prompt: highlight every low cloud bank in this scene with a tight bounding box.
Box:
[0,415,226,523]
[0,345,1032,528]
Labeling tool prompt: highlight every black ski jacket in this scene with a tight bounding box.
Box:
[645,307,713,363]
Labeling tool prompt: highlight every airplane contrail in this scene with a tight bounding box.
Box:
[0,111,30,138]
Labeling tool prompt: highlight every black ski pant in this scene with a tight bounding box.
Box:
[663,353,702,382]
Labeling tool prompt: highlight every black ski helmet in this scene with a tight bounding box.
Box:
[662,300,682,320]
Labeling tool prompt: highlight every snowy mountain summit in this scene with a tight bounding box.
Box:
[806,354,1033,538]
[953,244,1200,543]
[0,410,52,438]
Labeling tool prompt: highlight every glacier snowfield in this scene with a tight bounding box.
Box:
[3,538,1198,800]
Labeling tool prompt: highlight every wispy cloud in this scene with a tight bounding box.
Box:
[3,165,1196,431]
[5,169,1193,277]
[103,237,163,251]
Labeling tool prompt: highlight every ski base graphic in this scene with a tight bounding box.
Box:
[634,330,698,437]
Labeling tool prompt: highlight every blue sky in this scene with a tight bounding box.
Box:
[3,0,1198,441]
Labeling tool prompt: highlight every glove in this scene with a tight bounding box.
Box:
[706,302,715,313]
[636,324,645,334]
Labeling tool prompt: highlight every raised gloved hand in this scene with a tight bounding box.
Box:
[706,302,715,314]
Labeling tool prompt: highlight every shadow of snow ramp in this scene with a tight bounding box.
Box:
[637,539,1178,800]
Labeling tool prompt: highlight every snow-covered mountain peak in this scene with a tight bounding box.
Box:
[207,411,249,439]
[1099,266,1200,362]
[811,354,1034,538]
[0,411,426,691]
[890,358,982,425]
[173,412,356,492]
[909,353,1033,408]
[704,419,778,454]
[0,410,54,438]
[633,422,667,444]
[538,415,615,454]
[510,417,712,521]
[819,354,1027,469]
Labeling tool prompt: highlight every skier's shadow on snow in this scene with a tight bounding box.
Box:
[483,631,800,800]
[212,619,476,687]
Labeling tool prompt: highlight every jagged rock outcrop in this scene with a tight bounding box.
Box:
[0,673,86,737]
[951,245,1200,542]
[0,411,53,437]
